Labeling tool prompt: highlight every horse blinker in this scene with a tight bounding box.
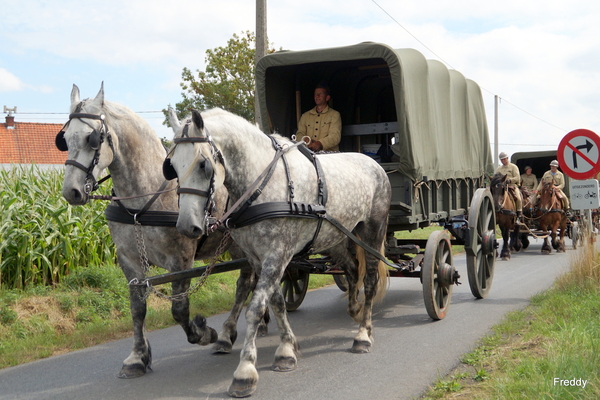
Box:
[200,155,214,180]
[163,158,178,181]
[88,129,101,150]
[55,131,68,152]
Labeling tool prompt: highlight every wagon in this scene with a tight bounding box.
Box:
[143,43,498,320]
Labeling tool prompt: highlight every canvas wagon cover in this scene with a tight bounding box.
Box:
[256,42,494,182]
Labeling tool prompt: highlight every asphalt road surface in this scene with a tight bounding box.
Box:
[0,237,586,400]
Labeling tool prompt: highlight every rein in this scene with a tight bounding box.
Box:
[89,185,176,201]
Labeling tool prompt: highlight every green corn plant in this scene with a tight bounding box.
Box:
[0,165,117,289]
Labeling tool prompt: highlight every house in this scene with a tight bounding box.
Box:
[0,112,67,170]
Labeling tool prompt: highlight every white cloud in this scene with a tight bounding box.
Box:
[0,68,24,92]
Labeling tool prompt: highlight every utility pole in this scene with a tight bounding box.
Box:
[255,0,267,128]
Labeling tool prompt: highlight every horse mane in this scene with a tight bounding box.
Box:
[491,172,506,186]
[539,181,562,209]
[173,108,294,179]
[72,97,163,151]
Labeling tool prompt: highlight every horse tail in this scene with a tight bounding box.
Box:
[355,239,389,304]
[374,241,389,303]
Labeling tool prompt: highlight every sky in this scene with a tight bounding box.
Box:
[2,0,600,160]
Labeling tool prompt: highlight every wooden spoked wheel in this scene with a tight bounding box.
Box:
[422,229,454,320]
[280,267,309,311]
[466,188,497,299]
[333,274,349,292]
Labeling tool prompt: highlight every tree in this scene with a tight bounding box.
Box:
[166,31,273,124]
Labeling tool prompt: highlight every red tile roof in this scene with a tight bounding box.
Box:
[0,118,67,164]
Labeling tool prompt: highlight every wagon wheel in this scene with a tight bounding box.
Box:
[280,267,309,311]
[422,229,455,320]
[333,274,349,292]
[466,188,497,299]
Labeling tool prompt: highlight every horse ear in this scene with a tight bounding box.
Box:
[191,109,204,132]
[94,82,105,106]
[71,84,80,106]
[168,107,181,132]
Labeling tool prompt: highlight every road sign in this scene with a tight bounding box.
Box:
[569,179,600,210]
[557,129,600,180]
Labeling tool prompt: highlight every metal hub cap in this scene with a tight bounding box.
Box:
[437,262,455,288]
[481,229,496,255]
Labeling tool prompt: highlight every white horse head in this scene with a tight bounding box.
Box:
[59,83,118,204]
[166,108,226,238]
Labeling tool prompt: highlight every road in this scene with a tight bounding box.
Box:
[0,237,584,400]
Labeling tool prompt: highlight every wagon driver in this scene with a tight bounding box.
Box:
[532,160,570,212]
[295,83,342,152]
[520,166,538,192]
[496,152,523,221]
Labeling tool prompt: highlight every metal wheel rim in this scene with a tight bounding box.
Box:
[467,188,496,299]
[422,229,454,320]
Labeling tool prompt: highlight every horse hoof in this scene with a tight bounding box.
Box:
[118,363,149,379]
[501,257,510,261]
[271,356,296,372]
[351,340,372,353]
[192,315,218,345]
[228,378,257,398]
[213,340,233,354]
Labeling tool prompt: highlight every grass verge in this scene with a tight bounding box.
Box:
[421,242,600,399]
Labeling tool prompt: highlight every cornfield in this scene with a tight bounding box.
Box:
[0,165,117,289]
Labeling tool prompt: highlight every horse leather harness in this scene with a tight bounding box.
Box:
[56,111,114,194]
[55,109,182,229]
[165,128,396,267]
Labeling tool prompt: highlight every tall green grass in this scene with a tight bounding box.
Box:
[0,165,116,289]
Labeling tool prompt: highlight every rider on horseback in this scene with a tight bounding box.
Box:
[496,152,523,222]
[531,159,570,212]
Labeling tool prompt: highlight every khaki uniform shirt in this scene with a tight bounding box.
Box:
[537,170,565,190]
[495,162,521,186]
[520,173,538,190]
[296,106,341,151]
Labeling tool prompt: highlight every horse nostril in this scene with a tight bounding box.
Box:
[64,188,87,205]
[191,225,204,238]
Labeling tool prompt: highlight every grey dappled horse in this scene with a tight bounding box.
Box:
[58,84,267,379]
[165,108,391,397]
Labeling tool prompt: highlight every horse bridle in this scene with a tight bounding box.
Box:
[163,121,222,230]
[491,179,508,211]
[56,112,114,194]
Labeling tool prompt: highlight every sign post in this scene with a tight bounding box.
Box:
[569,179,600,210]
[557,129,600,180]
[558,129,600,241]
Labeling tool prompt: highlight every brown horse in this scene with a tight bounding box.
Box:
[536,181,567,254]
[490,173,522,260]
[518,186,535,250]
